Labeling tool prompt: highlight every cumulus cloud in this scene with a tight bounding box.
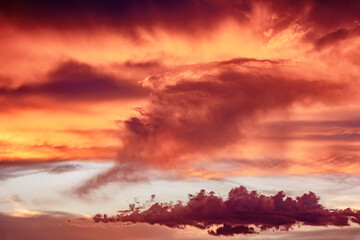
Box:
[75,57,350,193]
[93,185,360,236]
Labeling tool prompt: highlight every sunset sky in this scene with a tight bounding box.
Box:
[1,0,360,239]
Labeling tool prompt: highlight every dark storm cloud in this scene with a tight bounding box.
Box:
[314,27,360,50]
[1,0,359,49]
[0,61,149,101]
[306,0,360,30]
[2,0,360,44]
[270,0,360,49]
[0,0,250,35]
[261,0,360,32]
[93,186,360,236]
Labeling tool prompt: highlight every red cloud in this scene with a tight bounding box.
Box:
[0,60,149,102]
[120,71,344,165]
[93,186,360,236]
[122,60,346,162]
[75,58,350,194]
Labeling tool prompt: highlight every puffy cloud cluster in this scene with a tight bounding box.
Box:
[93,186,360,236]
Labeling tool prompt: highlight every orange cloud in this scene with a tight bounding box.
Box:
[0,0,359,191]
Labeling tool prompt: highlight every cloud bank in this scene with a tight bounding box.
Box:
[93,186,360,236]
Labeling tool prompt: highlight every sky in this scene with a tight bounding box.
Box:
[1,0,360,239]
